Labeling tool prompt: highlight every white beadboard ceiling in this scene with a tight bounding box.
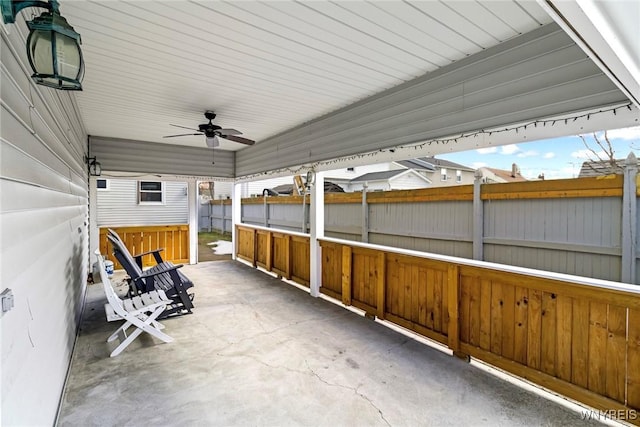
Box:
[59,0,552,151]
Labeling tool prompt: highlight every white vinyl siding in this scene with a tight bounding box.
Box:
[389,173,431,190]
[1,20,88,426]
[97,180,188,226]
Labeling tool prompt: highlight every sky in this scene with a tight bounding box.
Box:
[438,125,640,180]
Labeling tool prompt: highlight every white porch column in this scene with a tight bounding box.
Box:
[188,180,198,265]
[310,171,325,297]
[231,182,242,261]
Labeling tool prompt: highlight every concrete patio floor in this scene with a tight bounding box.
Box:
[57,260,605,426]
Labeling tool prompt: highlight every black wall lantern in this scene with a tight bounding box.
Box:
[1,0,84,90]
[86,156,101,176]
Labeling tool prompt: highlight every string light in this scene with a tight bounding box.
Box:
[238,102,635,181]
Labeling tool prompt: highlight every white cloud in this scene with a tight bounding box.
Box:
[571,149,607,160]
[517,150,538,158]
[607,126,640,141]
[500,144,520,155]
[543,152,555,159]
[477,147,497,154]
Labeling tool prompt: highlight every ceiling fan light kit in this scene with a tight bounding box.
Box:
[163,111,255,148]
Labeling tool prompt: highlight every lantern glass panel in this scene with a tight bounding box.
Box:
[55,32,81,79]
[29,30,54,75]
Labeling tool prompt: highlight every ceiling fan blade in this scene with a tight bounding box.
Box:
[163,133,203,138]
[222,135,255,145]
[217,128,242,136]
[170,124,200,131]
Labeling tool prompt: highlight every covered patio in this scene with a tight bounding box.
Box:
[58,260,601,426]
[1,0,639,425]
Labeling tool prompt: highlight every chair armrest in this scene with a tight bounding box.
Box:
[133,248,164,258]
[134,248,165,267]
[139,264,184,279]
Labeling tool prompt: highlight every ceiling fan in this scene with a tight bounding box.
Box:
[163,111,255,148]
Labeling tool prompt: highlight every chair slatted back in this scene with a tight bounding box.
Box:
[95,250,125,316]
[106,235,144,279]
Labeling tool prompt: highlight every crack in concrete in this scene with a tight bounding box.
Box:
[305,361,391,427]
[213,315,337,355]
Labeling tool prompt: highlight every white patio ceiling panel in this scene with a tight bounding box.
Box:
[61,0,552,152]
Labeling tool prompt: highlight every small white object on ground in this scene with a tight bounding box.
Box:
[210,240,233,255]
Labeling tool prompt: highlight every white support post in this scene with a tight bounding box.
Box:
[231,182,242,261]
[621,152,637,284]
[188,180,198,265]
[473,170,484,261]
[310,171,325,297]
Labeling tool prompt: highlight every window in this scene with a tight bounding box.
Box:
[347,167,355,172]
[96,179,109,190]
[456,170,462,183]
[139,181,163,203]
[440,168,448,181]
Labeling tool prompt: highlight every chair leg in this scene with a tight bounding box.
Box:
[109,306,173,357]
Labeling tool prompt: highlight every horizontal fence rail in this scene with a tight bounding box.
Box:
[99,224,190,269]
[235,224,640,423]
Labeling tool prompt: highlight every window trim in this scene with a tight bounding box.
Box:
[96,178,110,191]
[440,168,448,181]
[456,170,462,183]
[138,181,164,205]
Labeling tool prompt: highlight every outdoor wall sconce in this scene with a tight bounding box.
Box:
[87,156,101,176]
[1,0,84,90]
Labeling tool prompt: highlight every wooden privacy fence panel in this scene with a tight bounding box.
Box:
[99,225,189,269]
[236,225,310,286]
[319,238,640,423]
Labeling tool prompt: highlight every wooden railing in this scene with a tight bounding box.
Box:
[236,225,310,286]
[236,224,640,422]
[321,238,640,422]
[99,225,190,269]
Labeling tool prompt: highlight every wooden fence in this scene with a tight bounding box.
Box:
[99,224,190,269]
[233,174,639,284]
[237,224,640,423]
[236,225,310,286]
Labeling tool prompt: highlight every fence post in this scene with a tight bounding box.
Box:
[221,199,226,234]
[473,170,484,261]
[447,265,459,352]
[342,245,352,306]
[622,152,637,284]
[376,251,385,319]
[362,183,369,243]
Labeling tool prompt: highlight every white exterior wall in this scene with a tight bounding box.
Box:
[1,19,88,426]
[350,181,391,192]
[389,172,431,190]
[96,179,188,226]
[423,169,476,187]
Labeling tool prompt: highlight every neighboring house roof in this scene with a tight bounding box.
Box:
[395,158,436,171]
[268,181,345,195]
[350,169,432,185]
[482,167,527,182]
[422,156,475,172]
[578,159,631,177]
[350,170,407,183]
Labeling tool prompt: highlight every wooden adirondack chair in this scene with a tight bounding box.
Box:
[106,234,194,319]
[95,250,174,357]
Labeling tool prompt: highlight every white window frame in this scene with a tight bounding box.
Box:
[440,168,448,181]
[139,181,164,204]
[96,178,110,191]
[456,170,462,183]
